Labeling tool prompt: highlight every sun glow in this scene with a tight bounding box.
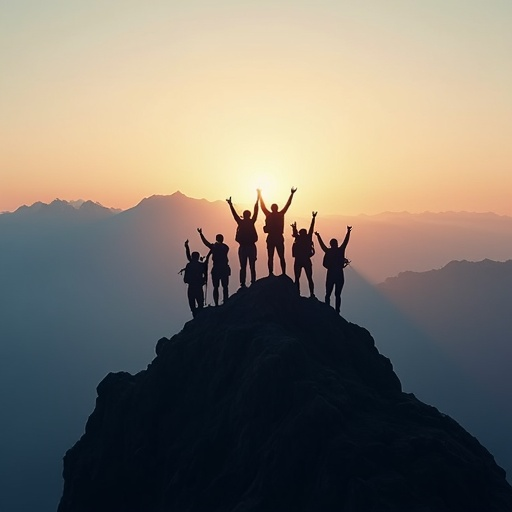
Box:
[226,159,296,209]
[250,172,279,199]
[2,3,512,217]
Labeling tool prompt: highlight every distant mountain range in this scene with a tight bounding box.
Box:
[3,194,511,281]
[377,258,512,398]
[2,198,121,216]
[0,198,121,227]
[0,192,511,512]
[372,259,512,476]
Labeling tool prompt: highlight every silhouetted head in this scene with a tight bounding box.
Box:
[329,238,338,248]
[242,210,251,219]
[191,251,200,261]
[216,234,224,243]
[299,228,307,236]
[271,204,278,212]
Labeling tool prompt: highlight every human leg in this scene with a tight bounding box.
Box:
[188,285,203,317]
[325,272,335,306]
[238,246,248,287]
[197,287,204,312]
[212,273,220,306]
[267,239,276,275]
[187,286,196,315]
[304,260,314,297]
[334,274,345,314]
[248,244,257,284]
[221,274,229,303]
[293,260,302,293]
[276,240,286,275]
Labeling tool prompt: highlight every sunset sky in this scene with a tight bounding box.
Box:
[1,1,511,215]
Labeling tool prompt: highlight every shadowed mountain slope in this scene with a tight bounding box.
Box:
[59,276,512,512]
[375,259,512,476]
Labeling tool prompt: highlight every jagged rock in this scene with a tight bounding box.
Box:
[58,276,512,512]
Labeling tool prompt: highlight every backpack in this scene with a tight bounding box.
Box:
[292,235,315,259]
[263,212,284,235]
[322,249,350,270]
[183,260,206,285]
[235,220,258,244]
[211,243,229,267]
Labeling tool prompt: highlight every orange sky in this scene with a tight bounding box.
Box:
[1,1,511,215]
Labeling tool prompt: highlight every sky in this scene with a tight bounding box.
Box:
[1,0,511,216]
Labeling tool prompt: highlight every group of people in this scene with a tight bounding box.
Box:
[182,188,352,318]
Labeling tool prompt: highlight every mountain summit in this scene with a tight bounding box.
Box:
[58,276,512,512]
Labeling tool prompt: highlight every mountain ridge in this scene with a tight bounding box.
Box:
[381,258,512,284]
[0,199,121,228]
[3,192,512,220]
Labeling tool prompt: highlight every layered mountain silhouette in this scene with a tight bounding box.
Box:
[372,259,512,477]
[0,193,235,512]
[379,260,512,359]
[58,276,512,512]
[2,193,512,512]
[0,198,120,228]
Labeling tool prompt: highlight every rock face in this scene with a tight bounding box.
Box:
[58,276,512,512]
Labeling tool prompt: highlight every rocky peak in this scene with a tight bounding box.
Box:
[58,276,512,512]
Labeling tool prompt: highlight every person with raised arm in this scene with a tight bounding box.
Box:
[182,239,207,318]
[259,187,297,276]
[291,211,317,297]
[226,191,259,288]
[315,226,352,314]
[197,228,230,306]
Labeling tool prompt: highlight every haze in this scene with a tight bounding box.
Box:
[1,194,511,512]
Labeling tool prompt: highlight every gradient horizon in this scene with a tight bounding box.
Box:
[2,1,511,216]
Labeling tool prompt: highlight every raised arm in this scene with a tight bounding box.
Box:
[258,189,270,216]
[314,232,329,252]
[308,211,317,237]
[197,228,213,249]
[252,191,259,221]
[290,221,298,238]
[226,197,241,224]
[340,226,352,249]
[280,187,297,214]
[184,240,191,262]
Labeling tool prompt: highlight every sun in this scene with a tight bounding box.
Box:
[251,172,278,198]
[241,166,293,203]
[225,156,298,210]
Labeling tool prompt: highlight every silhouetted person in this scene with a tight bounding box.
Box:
[183,239,207,318]
[259,187,297,275]
[315,226,352,314]
[226,192,259,288]
[197,228,230,306]
[291,211,317,297]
